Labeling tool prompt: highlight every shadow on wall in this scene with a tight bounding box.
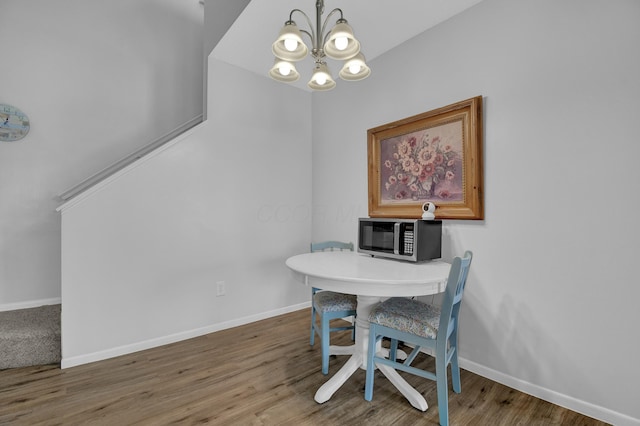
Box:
[461,288,608,418]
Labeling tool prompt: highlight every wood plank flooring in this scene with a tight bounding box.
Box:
[0,309,608,425]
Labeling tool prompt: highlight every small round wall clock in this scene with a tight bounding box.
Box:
[0,104,30,142]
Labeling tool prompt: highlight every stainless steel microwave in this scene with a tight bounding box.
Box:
[358,218,442,262]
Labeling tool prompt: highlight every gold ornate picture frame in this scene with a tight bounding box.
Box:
[367,96,483,220]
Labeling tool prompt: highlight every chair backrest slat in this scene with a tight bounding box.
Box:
[437,250,473,346]
[310,241,354,295]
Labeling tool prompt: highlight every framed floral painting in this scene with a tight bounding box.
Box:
[367,96,483,220]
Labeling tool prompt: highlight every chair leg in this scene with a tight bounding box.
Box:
[450,346,461,393]
[389,338,398,362]
[321,314,330,375]
[310,305,316,346]
[450,329,461,393]
[351,316,356,341]
[435,354,450,426]
[364,324,378,401]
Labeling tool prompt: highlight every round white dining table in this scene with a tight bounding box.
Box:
[286,250,451,410]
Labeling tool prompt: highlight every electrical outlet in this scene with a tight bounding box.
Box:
[216,281,226,296]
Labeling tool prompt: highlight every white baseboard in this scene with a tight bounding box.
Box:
[460,357,639,426]
[61,301,311,369]
[0,298,61,312]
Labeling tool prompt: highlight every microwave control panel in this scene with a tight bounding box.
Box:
[403,230,414,255]
[401,223,415,255]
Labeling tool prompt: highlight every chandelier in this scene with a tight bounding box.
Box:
[268,0,371,91]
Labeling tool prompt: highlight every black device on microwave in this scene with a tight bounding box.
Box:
[358,217,442,262]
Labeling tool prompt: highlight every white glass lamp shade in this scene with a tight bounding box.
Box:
[324,20,360,60]
[308,62,336,91]
[339,53,371,81]
[269,59,300,82]
[272,22,308,62]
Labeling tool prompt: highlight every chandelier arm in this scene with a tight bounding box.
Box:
[320,8,344,45]
[289,9,316,49]
[298,29,313,45]
[288,8,307,22]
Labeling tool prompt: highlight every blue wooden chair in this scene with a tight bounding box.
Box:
[364,251,473,426]
[310,241,357,375]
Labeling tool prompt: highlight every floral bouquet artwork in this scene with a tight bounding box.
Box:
[367,96,483,219]
[380,120,463,204]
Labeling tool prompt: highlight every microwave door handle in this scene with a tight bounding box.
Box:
[394,222,400,255]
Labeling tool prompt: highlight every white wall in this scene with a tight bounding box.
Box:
[0,0,203,308]
[311,0,640,424]
[59,58,312,366]
[202,0,251,119]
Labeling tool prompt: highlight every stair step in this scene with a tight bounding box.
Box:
[0,304,61,370]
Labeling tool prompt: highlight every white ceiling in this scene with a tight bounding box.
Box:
[211,0,484,91]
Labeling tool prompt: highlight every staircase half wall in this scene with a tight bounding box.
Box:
[58,58,313,368]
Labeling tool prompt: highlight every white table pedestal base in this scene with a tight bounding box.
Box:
[314,353,363,403]
[314,294,428,410]
[329,345,355,356]
[377,364,428,411]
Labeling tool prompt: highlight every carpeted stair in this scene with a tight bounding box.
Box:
[0,304,61,370]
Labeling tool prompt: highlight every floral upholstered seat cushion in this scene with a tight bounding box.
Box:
[314,291,357,313]
[369,297,441,339]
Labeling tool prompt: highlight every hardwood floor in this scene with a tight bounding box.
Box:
[0,309,608,425]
